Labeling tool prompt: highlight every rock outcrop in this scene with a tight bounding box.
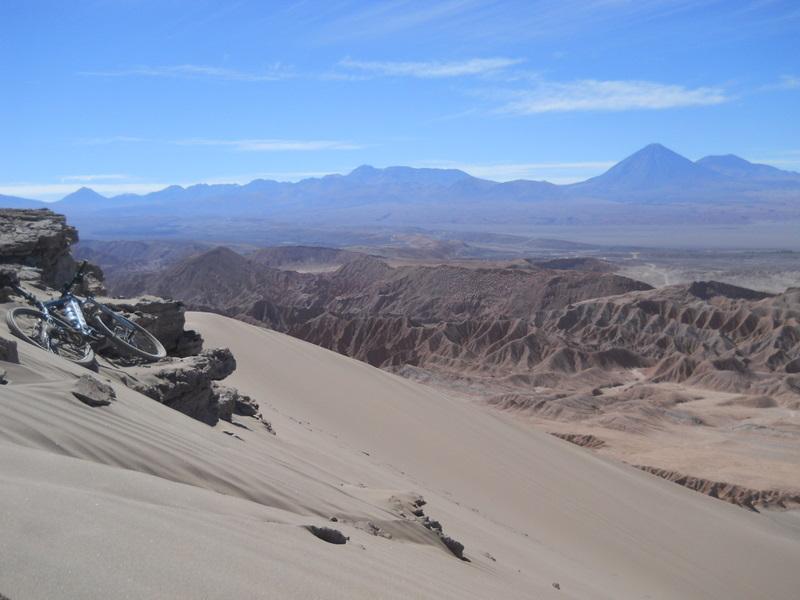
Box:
[0,209,82,289]
[123,348,237,425]
[634,465,800,511]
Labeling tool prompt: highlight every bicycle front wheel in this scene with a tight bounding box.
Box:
[90,304,166,361]
[5,307,95,367]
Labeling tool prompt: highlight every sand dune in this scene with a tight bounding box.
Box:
[1,309,799,598]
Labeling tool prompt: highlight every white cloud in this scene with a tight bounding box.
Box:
[81,63,294,82]
[175,138,363,151]
[497,79,728,113]
[338,57,523,78]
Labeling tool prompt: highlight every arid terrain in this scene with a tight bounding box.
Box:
[81,237,800,514]
[2,209,800,600]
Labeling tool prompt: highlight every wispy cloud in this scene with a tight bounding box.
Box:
[760,74,800,92]
[496,79,728,113]
[72,136,362,152]
[75,136,148,146]
[80,63,294,82]
[61,174,129,182]
[313,0,482,42]
[174,138,363,151]
[338,57,523,79]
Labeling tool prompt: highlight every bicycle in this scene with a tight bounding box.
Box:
[5,261,167,365]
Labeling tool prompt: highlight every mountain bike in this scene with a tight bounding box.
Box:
[5,261,167,365]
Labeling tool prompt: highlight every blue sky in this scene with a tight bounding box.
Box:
[2,0,799,200]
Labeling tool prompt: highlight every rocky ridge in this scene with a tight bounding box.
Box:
[0,209,265,429]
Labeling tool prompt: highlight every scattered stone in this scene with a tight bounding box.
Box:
[0,368,7,384]
[0,335,19,364]
[482,551,496,562]
[553,582,561,590]
[71,375,116,407]
[305,526,348,545]
[329,516,338,522]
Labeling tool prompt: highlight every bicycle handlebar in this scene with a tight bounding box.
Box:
[12,285,46,311]
[61,261,88,295]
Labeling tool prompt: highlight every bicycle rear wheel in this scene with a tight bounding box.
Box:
[90,304,166,361]
[5,307,95,367]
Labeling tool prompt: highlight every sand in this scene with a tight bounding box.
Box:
[0,309,798,599]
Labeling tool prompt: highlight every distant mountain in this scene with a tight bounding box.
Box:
[3,144,799,238]
[343,165,472,186]
[696,154,800,183]
[59,187,108,206]
[0,194,46,209]
[574,143,726,193]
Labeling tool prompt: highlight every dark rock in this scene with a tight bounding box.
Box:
[213,383,260,421]
[235,393,259,417]
[0,368,7,384]
[305,526,348,545]
[72,375,116,407]
[0,335,19,363]
[174,328,204,357]
[0,268,19,302]
[214,383,236,422]
[441,535,466,560]
[126,348,236,425]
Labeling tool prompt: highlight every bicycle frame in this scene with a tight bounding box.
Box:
[12,261,100,343]
[42,293,97,338]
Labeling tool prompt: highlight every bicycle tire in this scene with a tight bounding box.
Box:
[90,304,166,361]
[5,307,95,367]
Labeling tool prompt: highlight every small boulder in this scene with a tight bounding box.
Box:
[0,368,7,384]
[305,526,348,545]
[72,375,116,407]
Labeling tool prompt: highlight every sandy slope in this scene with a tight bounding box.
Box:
[0,310,798,599]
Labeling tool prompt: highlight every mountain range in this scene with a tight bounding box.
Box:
[3,144,799,239]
